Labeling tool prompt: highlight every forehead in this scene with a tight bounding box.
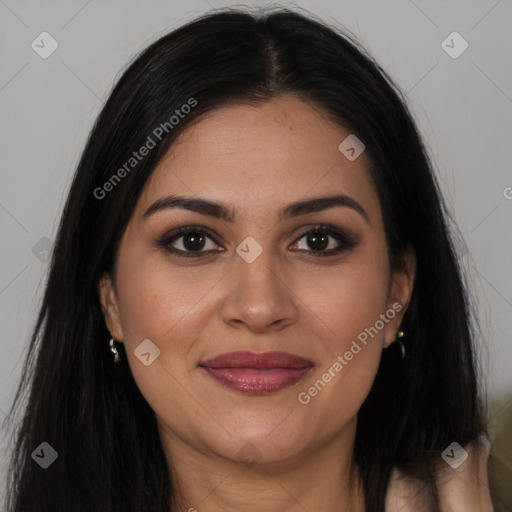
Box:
[135,94,380,224]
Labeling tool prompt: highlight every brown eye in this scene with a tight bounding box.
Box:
[289,224,358,256]
[303,231,331,251]
[158,227,222,258]
[180,232,207,251]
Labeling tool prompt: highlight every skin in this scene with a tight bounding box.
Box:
[386,436,494,511]
[98,94,417,511]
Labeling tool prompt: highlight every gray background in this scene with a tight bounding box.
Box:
[1,0,511,502]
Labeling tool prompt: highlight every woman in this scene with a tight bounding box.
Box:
[5,8,493,512]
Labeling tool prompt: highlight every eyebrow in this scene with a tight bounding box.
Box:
[142,194,370,224]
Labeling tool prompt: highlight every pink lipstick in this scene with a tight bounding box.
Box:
[199,351,313,394]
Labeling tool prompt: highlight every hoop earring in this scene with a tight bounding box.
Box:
[397,330,405,359]
[109,337,121,364]
[384,330,406,359]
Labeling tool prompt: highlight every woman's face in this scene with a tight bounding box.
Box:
[98,94,414,467]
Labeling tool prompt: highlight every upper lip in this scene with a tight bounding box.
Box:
[200,351,313,369]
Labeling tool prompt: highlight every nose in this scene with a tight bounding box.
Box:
[219,248,299,334]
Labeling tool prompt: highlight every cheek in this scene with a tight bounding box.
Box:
[293,251,390,420]
[297,254,390,356]
[115,256,217,346]
[113,256,224,408]
[112,262,214,435]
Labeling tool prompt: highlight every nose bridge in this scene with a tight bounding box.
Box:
[220,237,298,331]
[236,240,279,294]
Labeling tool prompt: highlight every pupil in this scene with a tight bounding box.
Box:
[307,232,328,251]
[183,233,205,251]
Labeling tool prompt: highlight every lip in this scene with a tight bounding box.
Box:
[199,351,314,394]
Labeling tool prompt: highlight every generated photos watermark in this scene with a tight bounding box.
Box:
[297,302,403,405]
[93,97,197,200]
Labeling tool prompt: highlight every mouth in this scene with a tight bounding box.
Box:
[199,351,314,394]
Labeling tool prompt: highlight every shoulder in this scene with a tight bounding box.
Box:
[385,435,494,512]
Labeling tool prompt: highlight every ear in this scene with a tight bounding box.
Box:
[97,273,124,342]
[383,250,416,348]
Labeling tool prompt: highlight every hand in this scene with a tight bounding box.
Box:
[385,435,494,512]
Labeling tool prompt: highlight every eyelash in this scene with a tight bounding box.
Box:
[157,224,358,259]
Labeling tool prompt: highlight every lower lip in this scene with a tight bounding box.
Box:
[202,367,313,394]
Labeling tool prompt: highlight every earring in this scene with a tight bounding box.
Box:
[396,330,405,359]
[109,337,121,364]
